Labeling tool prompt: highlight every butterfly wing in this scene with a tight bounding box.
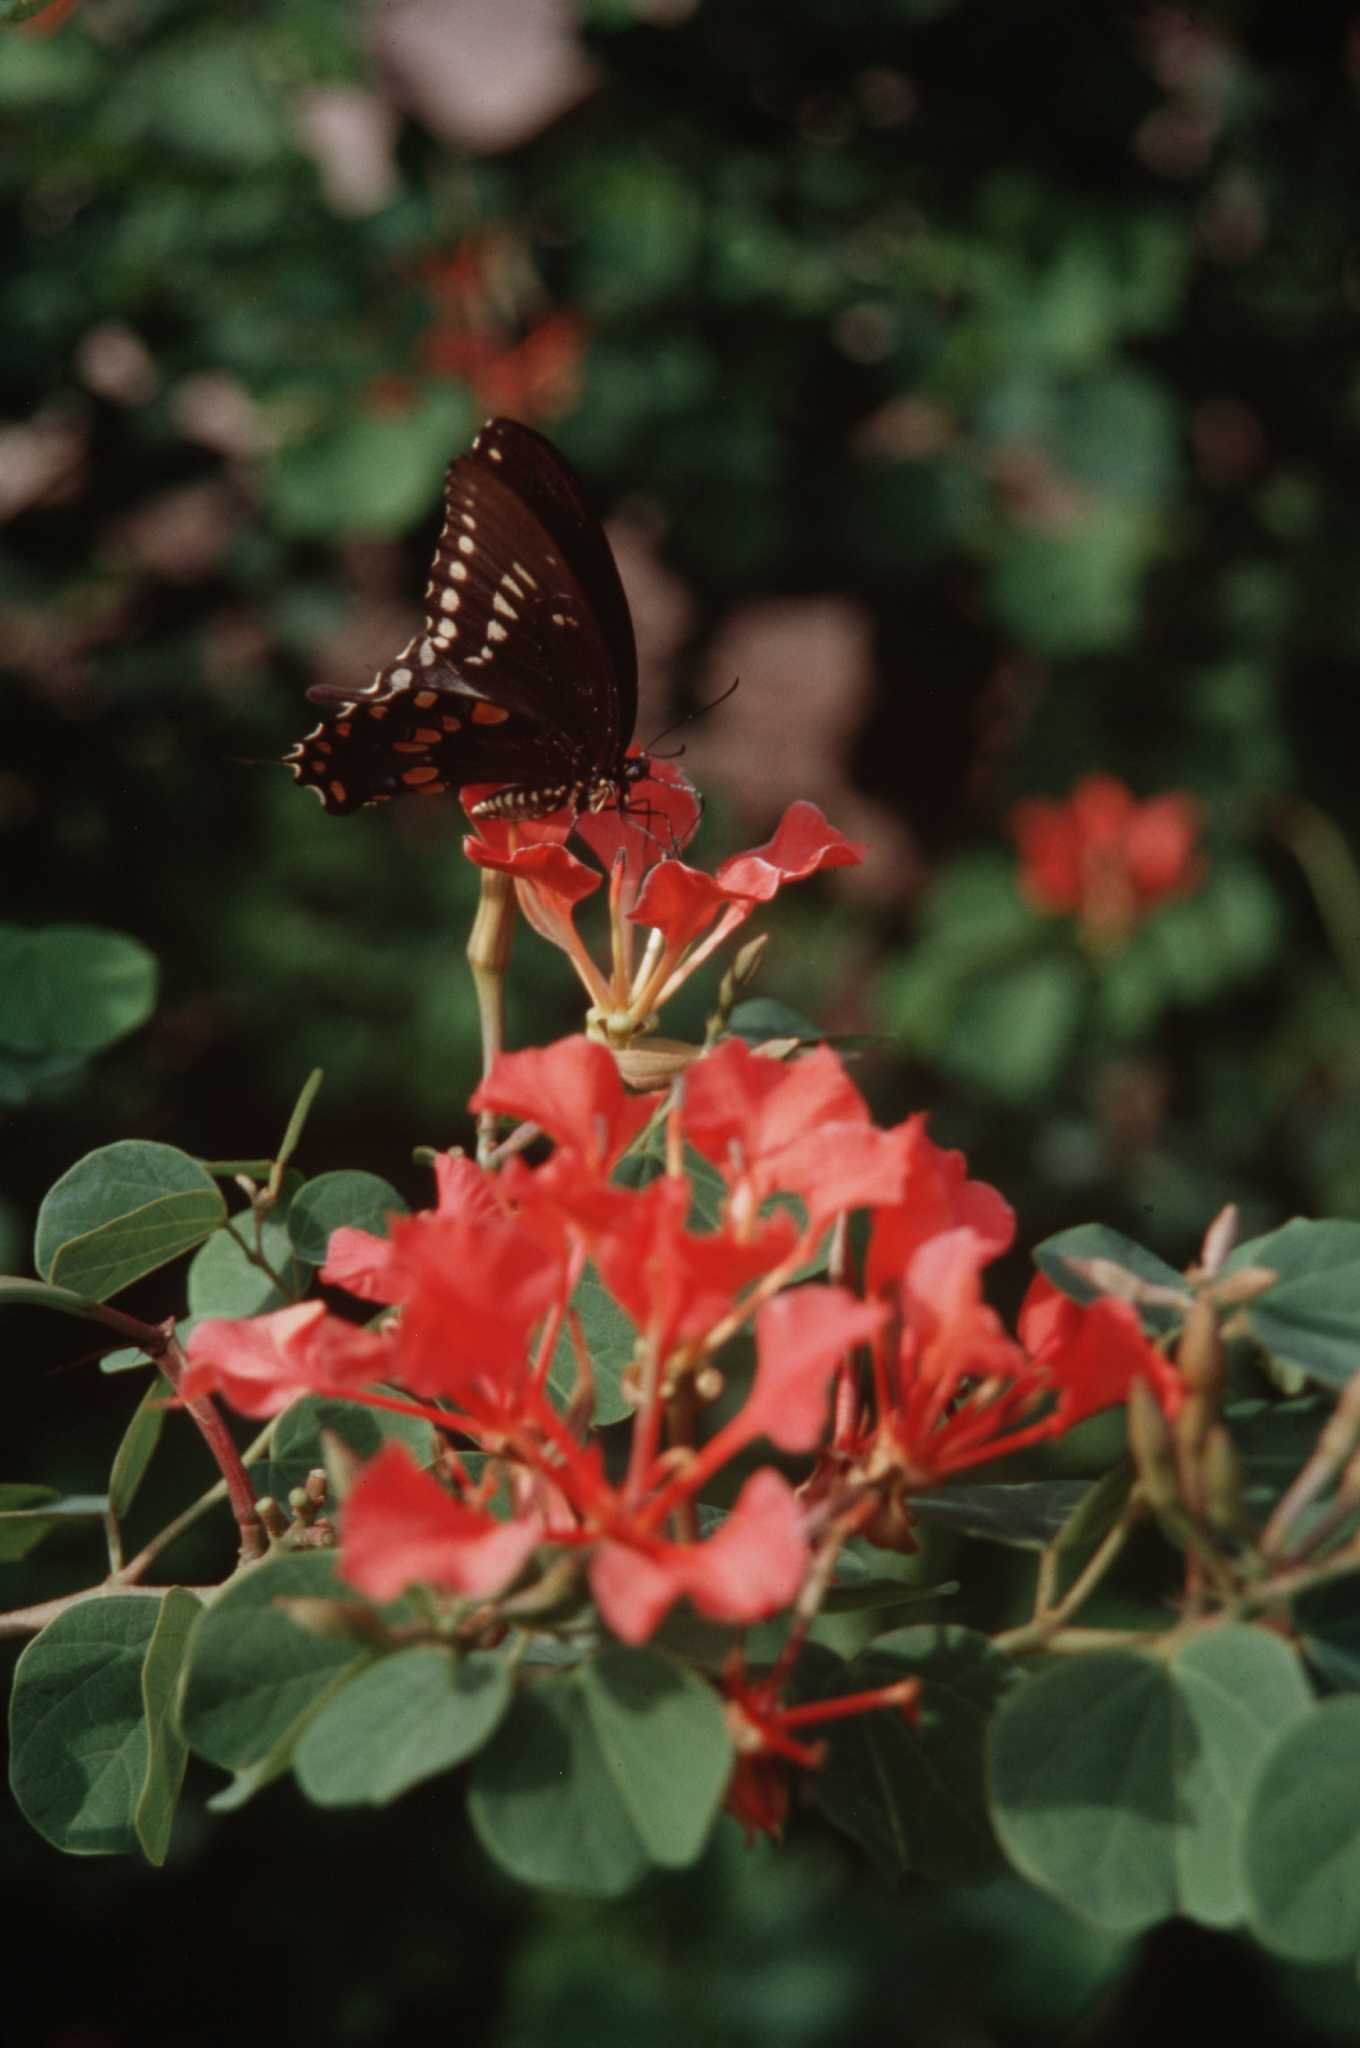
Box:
[283,418,636,817]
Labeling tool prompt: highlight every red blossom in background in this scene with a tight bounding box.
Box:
[419,233,587,423]
[1010,775,1202,947]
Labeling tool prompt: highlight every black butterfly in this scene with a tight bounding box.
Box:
[284,417,646,822]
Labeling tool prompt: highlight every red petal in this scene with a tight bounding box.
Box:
[471,1036,651,1172]
[181,1302,387,1417]
[628,860,732,950]
[681,1468,808,1622]
[745,1287,887,1451]
[339,1441,541,1602]
[715,801,864,901]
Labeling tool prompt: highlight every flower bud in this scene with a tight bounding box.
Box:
[1201,1424,1246,1538]
[1126,1377,1179,1517]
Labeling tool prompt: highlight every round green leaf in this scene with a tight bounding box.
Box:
[180,1552,376,1771]
[187,1215,309,1319]
[1245,1697,1360,1961]
[35,1142,226,1301]
[294,1646,512,1807]
[286,1171,408,1266]
[1168,1625,1313,1928]
[0,924,157,1057]
[468,1680,650,1897]
[8,1593,165,1854]
[579,1646,732,1869]
[989,1651,1177,1932]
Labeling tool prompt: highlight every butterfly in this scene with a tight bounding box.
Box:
[284,417,647,823]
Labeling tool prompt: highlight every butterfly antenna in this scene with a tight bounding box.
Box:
[645,675,740,757]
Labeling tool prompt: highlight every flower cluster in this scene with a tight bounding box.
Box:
[463,766,864,1057]
[1009,774,1202,950]
[184,1027,1179,1832]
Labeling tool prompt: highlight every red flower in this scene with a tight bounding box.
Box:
[1010,775,1201,947]
[470,1037,653,1178]
[682,1037,905,1233]
[338,1442,542,1603]
[865,1114,1014,1298]
[181,1301,388,1418]
[1018,1275,1183,1424]
[590,1172,799,1372]
[720,1653,921,1841]
[588,1467,809,1645]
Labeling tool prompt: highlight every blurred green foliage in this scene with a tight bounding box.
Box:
[8,0,1360,2038]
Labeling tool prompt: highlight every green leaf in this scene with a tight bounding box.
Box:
[187,1215,308,1318]
[136,1588,201,1866]
[179,1552,380,1771]
[468,1679,650,1897]
[34,1142,227,1301]
[275,1068,324,1176]
[0,924,157,1057]
[547,1263,635,1426]
[816,1625,1020,1883]
[267,387,472,539]
[263,1393,437,1504]
[1054,1461,1137,1557]
[0,1488,107,1561]
[1245,1697,1360,1961]
[989,1651,1177,1932]
[909,1480,1097,1550]
[286,1171,408,1266]
[107,1373,172,1533]
[0,1274,149,1325]
[1032,1223,1189,1336]
[8,1594,164,1854]
[1169,1627,1312,1928]
[989,1630,1311,1935]
[0,1483,61,1561]
[294,1646,512,1807]
[937,954,1087,1102]
[1226,1221,1360,1391]
[579,1646,732,1868]
[727,998,823,1044]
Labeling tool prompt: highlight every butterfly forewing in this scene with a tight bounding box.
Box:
[283,418,640,818]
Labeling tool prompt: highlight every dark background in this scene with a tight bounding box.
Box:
[5,0,1360,2039]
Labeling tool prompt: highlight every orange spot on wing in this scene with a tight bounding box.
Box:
[441,715,462,732]
[471,702,511,725]
[329,781,348,804]
[412,727,442,744]
[402,765,442,786]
